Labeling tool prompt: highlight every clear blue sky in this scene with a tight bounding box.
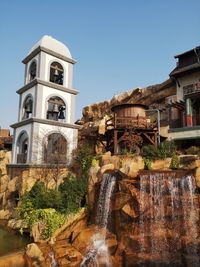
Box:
[0,0,200,130]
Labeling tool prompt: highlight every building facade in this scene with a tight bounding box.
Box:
[11,35,79,165]
[168,46,200,144]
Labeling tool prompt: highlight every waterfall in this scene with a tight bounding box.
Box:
[96,173,116,228]
[80,172,116,267]
[138,172,200,266]
[49,251,58,267]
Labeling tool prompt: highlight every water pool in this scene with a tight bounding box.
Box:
[0,221,32,256]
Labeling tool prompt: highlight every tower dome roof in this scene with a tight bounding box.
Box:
[29,35,72,59]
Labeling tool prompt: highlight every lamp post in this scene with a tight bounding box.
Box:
[146,109,161,146]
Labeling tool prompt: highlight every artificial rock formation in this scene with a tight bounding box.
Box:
[2,150,200,266]
[81,78,175,124]
[80,78,176,147]
[0,150,69,220]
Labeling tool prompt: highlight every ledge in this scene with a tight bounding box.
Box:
[22,45,77,64]
[16,78,79,95]
[10,117,81,129]
[7,163,68,169]
[169,125,200,133]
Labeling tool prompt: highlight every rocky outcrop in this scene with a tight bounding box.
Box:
[52,208,87,242]
[81,78,175,124]
[0,151,69,220]
[0,251,25,267]
[25,243,46,267]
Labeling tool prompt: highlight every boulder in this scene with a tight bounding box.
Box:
[0,209,11,219]
[8,218,27,230]
[100,151,112,165]
[88,165,101,211]
[100,164,115,175]
[0,151,11,176]
[187,159,200,169]
[72,225,99,254]
[7,176,20,193]
[151,158,171,170]
[0,175,9,193]
[32,221,46,242]
[0,251,25,267]
[72,225,117,257]
[195,167,200,188]
[120,156,144,178]
[53,208,87,241]
[25,243,46,267]
[122,203,137,219]
[100,153,120,169]
[112,193,131,210]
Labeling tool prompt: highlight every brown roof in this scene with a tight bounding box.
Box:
[170,62,200,77]
[174,46,200,58]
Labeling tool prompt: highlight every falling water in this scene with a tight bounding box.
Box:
[80,172,116,267]
[96,173,116,228]
[49,251,58,267]
[138,171,200,266]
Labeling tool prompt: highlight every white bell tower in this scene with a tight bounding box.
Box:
[11,35,79,165]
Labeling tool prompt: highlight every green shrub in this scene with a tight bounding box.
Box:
[142,145,158,160]
[144,158,152,170]
[170,153,179,169]
[73,144,94,175]
[142,140,176,161]
[59,174,87,213]
[17,174,88,237]
[21,181,63,211]
[17,143,93,237]
[22,208,65,239]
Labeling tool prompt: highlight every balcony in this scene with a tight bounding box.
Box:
[106,116,157,130]
[169,114,200,129]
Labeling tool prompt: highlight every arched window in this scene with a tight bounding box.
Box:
[16,131,28,163]
[22,95,33,120]
[46,96,66,121]
[44,133,67,164]
[50,62,64,85]
[29,61,37,81]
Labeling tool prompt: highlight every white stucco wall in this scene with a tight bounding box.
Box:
[38,53,72,88]
[35,85,73,123]
[12,37,77,166]
[25,54,40,85]
[19,86,36,120]
[12,124,32,164]
[31,122,77,164]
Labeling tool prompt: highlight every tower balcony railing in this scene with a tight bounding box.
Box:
[17,153,27,164]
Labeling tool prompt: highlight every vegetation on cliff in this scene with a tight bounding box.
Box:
[17,144,94,238]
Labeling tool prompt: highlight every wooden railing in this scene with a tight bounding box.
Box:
[170,114,200,129]
[106,116,157,130]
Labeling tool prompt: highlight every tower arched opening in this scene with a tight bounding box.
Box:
[50,62,64,85]
[16,131,29,163]
[29,61,37,81]
[43,133,67,164]
[46,96,66,121]
[22,95,33,120]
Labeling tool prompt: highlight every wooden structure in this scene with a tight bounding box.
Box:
[0,129,12,150]
[105,104,158,154]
